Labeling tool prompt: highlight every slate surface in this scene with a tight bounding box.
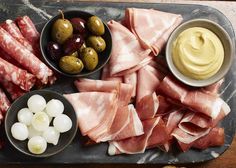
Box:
[0,0,235,164]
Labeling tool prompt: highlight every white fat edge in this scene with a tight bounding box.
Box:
[128,104,144,135]
[22,0,52,20]
[211,98,224,119]
[221,101,231,115]
[210,151,219,158]
[6,19,13,24]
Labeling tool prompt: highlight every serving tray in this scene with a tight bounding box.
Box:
[0,0,235,164]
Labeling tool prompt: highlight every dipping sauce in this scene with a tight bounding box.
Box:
[172,27,224,80]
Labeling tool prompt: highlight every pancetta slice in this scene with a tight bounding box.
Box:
[125,8,183,55]
[107,20,151,76]
[136,65,160,104]
[108,117,163,155]
[64,92,118,136]
[124,72,137,97]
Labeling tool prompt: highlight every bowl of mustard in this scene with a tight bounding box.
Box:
[166,19,234,87]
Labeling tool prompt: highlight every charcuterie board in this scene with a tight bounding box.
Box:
[0,0,235,164]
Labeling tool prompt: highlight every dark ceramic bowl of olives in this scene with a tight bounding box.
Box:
[40,10,112,77]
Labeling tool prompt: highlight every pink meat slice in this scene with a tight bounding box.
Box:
[201,78,224,95]
[0,27,54,84]
[101,63,123,82]
[125,8,183,55]
[0,57,36,91]
[0,76,25,100]
[108,117,164,155]
[1,19,34,53]
[107,20,151,76]
[64,92,118,136]
[123,72,137,97]
[136,65,160,104]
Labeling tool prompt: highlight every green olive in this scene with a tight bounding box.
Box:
[87,16,105,36]
[86,36,106,53]
[80,47,98,71]
[51,10,73,44]
[59,56,84,74]
[70,51,78,57]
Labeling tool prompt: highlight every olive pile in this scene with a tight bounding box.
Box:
[47,10,106,74]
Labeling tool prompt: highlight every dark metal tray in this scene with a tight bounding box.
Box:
[0,0,235,164]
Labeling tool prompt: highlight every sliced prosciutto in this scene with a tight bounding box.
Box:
[136,65,160,104]
[158,76,230,119]
[96,105,143,142]
[64,92,118,136]
[107,20,151,76]
[125,8,183,55]
[1,19,34,53]
[74,79,133,106]
[0,27,54,84]
[0,57,35,91]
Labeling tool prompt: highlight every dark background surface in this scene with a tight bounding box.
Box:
[0,0,235,167]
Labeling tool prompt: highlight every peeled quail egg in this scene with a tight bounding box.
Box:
[53,114,72,133]
[42,127,60,145]
[45,99,64,117]
[31,112,49,132]
[17,108,33,125]
[11,122,28,141]
[28,136,47,154]
[28,125,42,139]
[27,94,46,113]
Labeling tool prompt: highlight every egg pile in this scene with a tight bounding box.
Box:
[11,94,72,154]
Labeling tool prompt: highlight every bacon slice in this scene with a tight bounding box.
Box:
[0,57,35,91]
[125,8,183,55]
[1,19,34,53]
[64,92,118,136]
[0,27,54,84]
[107,20,151,76]
[124,72,137,97]
[108,117,169,155]
[136,65,160,104]
[0,76,25,100]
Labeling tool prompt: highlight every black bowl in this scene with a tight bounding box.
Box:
[40,10,112,77]
[5,90,78,157]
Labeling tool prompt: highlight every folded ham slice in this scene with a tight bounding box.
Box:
[107,20,151,76]
[101,63,123,82]
[97,105,143,142]
[74,79,133,107]
[124,72,137,97]
[158,76,230,119]
[125,8,183,55]
[108,117,168,155]
[64,92,118,136]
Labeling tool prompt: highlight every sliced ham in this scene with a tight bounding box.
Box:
[64,92,118,136]
[107,20,151,76]
[101,63,123,82]
[136,65,160,103]
[125,8,183,55]
[124,72,137,97]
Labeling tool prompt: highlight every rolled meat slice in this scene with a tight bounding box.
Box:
[0,47,23,69]
[1,20,34,53]
[125,8,183,55]
[0,87,10,115]
[107,20,151,76]
[0,76,25,100]
[64,92,118,136]
[0,27,54,84]
[0,57,36,91]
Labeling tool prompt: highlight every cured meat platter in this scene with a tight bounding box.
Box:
[0,0,235,164]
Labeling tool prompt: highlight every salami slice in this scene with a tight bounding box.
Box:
[1,20,34,53]
[0,87,10,115]
[0,57,36,91]
[0,76,25,100]
[0,27,54,84]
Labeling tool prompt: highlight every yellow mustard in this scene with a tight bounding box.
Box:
[172,27,224,80]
